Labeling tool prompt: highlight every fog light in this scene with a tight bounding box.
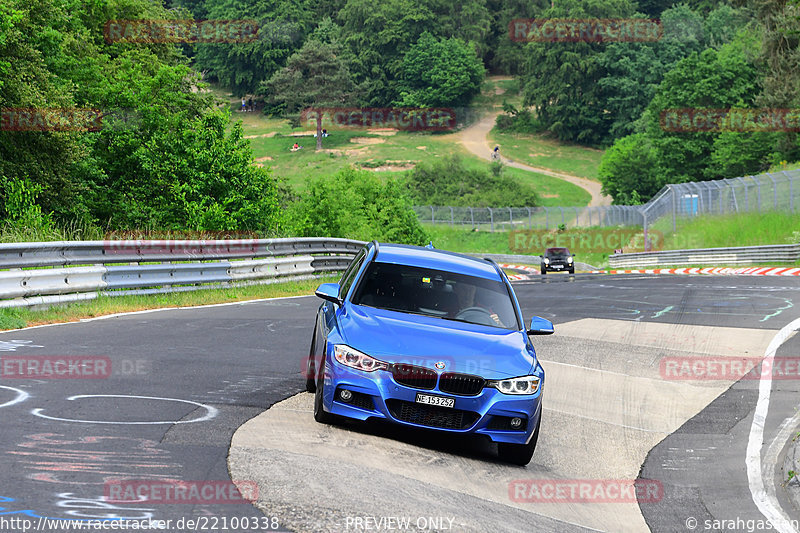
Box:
[339,389,353,402]
[510,417,523,428]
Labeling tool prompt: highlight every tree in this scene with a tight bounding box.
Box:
[517,0,639,145]
[643,36,761,183]
[397,32,485,108]
[598,133,662,204]
[262,38,358,150]
[192,0,313,95]
[404,154,539,207]
[287,167,428,245]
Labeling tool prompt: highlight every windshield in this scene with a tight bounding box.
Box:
[351,262,519,330]
[545,248,570,258]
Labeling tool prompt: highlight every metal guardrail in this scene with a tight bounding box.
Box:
[609,243,800,268]
[0,238,364,308]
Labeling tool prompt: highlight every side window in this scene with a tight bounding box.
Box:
[338,249,366,299]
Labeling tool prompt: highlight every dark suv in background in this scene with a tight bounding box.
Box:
[541,247,575,274]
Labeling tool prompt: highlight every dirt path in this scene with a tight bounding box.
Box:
[457,111,611,207]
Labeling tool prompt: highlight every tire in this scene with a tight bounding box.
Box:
[305,327,317,393]
[313,356,336,424]
[497,414,541,466]
[540,269,547,275]
[305,357,316,393]
[569,267,575,274]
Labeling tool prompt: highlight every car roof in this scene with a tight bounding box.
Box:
[545,247,570,253]
[372,243,502,280]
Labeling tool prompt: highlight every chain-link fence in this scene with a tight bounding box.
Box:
[412,205,643,231]
[641,169,800,232]
[414,169,800,249]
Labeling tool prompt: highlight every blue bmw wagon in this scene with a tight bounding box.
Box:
[305,241,553,465]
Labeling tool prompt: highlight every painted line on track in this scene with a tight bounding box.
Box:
[499,263,800,277]
[747,317,800,533]
[0,294,314,334]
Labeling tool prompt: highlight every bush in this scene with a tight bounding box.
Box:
[287,167,428,245]
[495,103,544,134]
[405,155,538,207]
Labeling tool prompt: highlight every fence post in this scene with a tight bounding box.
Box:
[488,207,494,232]
[468,207,474,229]
[545,207,549,229]
[768,174,777,209]
[508,207,513,229]
[643,212,650,252]
[449,206,454,225]
[671,186,677,232]
[526,207,531,228]
[784,171,795,212]
[559,207,564,226]
[574,207,580,226]
[429,206,434,225]
[755,176,762,212]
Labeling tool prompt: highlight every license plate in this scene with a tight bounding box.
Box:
[415,393,454,408]
[553,265,563,269]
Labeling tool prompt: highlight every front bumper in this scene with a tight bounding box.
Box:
[542,261,573,272]
[321,357,543,445]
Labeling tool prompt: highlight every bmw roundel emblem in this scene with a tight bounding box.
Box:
[435,361,446,370]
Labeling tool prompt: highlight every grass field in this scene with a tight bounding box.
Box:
[654,211,800,250]
[488,130,604,181]
[212,79,593,206]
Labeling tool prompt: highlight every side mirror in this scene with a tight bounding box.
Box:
[571,254,577,258]
[527,316,554,335]
[315,283,342,305]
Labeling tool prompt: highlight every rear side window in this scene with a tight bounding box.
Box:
[338,248,367,299]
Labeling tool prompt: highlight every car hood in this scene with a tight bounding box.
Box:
[338,305,535,379]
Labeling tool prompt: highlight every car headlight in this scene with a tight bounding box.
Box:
[334,345,388,372]
[567,257,573,263]
[543,258,550,264]
[487,375,541,395]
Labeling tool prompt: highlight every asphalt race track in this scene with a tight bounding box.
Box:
[1,274,800,532]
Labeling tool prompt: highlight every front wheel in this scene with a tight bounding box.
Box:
[540,269,547,275]
[313,358,336,424]
[497,414,541,466]
[568,267,575,274]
